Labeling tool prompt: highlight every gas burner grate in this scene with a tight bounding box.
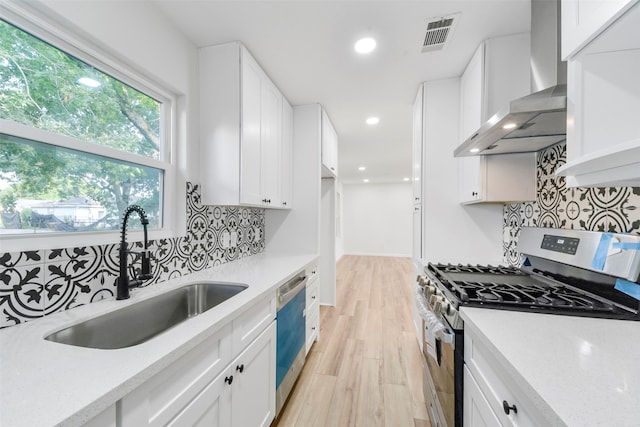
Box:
[431,263,526,276]
[460,281,615,312]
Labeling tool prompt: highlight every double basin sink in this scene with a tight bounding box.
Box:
[45,282,248,349]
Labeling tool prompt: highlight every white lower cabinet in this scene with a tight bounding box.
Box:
[230,321,276,427]
[168,321,276,427]
[305,265,319,354]
[464,328,541,427]
[463,366,501,427]
[118,296,276,427]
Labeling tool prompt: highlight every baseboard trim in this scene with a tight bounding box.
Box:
[342,252,411,258]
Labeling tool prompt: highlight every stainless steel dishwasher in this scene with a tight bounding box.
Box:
[275,273,308,416]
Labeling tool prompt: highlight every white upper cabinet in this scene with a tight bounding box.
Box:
[199,42,292,208]
[561,0,638,59]
[280,98,293,208]
[321,109,338,178]
[458,33,536,204]
[259,76,282,207]
[459,154,536,204]
[239,49,264,206]
[459,34,531,143]
[556,1,640,187]
[459,45,485,144]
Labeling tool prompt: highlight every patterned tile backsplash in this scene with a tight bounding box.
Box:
[503,142,640,266]
[0,182,265,329]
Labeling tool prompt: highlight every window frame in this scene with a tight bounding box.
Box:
[0,2,178,252]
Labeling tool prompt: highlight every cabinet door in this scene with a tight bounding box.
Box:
[561,0,637,59]
[280,98,293,208]
[261,78,282,207]
[231,321,276,427]
[305,303,319,354]
[464,366,502,427]
[459,156,482,203]
[412,85,423,204]
[558,5,640,187]
[412,204,422,260]
[321,109,338,177]
[168,367,233,427]
[459,44,484,143]
[240,49,263,205]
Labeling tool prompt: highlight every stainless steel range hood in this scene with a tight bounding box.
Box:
[454,0,567,157]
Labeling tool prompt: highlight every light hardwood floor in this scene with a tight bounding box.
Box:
[275,256,431,427]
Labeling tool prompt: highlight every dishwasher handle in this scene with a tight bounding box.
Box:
[277,275,308,309]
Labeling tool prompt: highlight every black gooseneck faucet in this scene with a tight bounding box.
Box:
[117,205,153,300]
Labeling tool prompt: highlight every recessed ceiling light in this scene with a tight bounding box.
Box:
[503,123,517,130]
[77,77,101,88]
[403,177,410,182]
[358,166,366,171]
[363,179,369,183]
[366,117,380,125]
[470,148,480,153]
[355,37,376,54]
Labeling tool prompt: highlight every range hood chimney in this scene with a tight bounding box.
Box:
[454,0,567,157]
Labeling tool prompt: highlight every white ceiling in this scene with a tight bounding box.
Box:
[150,0,531,184]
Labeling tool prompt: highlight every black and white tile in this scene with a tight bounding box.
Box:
[0,251,45,327]
[503,142,640,266]
[0,182,265,329]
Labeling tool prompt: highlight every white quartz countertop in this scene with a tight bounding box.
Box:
[460,306,640,427]
[0,251,317,427]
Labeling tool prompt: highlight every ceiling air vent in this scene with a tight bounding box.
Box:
[422,13,459,53]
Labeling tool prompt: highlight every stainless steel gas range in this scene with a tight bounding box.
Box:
[415,227,640,427]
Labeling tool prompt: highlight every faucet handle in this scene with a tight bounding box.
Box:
[137,251,153,281]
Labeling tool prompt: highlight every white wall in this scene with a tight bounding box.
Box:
[342,183,413,257]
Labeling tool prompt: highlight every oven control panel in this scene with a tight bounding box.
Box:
[519,227,640,282]
[541,234,580,255]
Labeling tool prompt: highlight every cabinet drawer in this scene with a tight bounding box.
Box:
[118,323,232,427]
[306,276,319,309]
[305,302,319,354]
[463,365,502,427]
[464,333,538,427]
[306,264,318,283]
[167,366,232,427]
[232,295,276,355]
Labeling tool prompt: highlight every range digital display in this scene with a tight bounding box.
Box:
[541,234,580,255]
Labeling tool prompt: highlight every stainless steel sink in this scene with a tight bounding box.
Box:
[45,282,248,349]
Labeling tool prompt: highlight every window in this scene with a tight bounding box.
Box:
[0,17,172,239]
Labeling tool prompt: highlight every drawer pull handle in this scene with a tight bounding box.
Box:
[225,375,234,385]
[503,400,517,415]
